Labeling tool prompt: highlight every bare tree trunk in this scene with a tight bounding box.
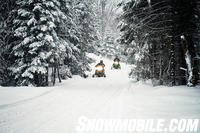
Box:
[53,67,56,86]
[170,36,175,86]
[159,52,163,85]
[181,35,194,87]
[57,65,61,83]
[46,67,49,86]
[185,50,193,86]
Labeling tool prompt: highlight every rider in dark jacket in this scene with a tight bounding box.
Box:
[114,57,120,62]
[112,57,121,69]
[96,60,105,67]
[93,60,106,77]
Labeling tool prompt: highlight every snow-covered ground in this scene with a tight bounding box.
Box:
[0,54,200,133]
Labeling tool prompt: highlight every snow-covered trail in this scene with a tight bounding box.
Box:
[0,55,200,133]
[0,56,131,133]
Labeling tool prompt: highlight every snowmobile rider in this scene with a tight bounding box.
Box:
[114,57,120,62]
[112,56,121,69]
[96,60,105,67]
[93,60,106,77]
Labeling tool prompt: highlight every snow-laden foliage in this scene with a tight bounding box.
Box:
[119,0,200,86]
[57,0,98,77]
[91,0,122,58]
[119,0,154,82]
[11,0,66,86]
[70,0,97,75]
[10,0,98,86]
[0,0,17,86]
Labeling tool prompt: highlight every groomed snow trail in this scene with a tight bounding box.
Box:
[0,55,200,133]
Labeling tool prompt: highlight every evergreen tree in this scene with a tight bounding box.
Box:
[119,0,155,81]
[0,0,17,86]
[0,0,99,86]
[12,0,66,86]
[58,0,98,78]
[68,0,97,77]
[171,0,198,86]
[120,0,200,86]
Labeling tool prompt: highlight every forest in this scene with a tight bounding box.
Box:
[0,0,200,87]
[119,0,200,86]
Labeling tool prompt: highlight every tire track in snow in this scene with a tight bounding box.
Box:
[0,88,60,133]
[93,82,132,118]
[27,80,130,133]
[0,89,55,110]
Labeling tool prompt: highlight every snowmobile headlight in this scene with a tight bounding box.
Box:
[96,66,103,71]
[114,61,119,65]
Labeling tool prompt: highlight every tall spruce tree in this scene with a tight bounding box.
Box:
[65,0,98,76]
[12,0,66,86]
[57,0,98,78]
[0,0,17,86]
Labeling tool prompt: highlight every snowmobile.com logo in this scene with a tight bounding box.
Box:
[76,116,199,133]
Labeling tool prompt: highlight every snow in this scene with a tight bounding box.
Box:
[48,22,56,29]
[33,4,42,12]
[22,70,34,79]
[0,87,53,107]
[18,9,30,17]
[44,35,53,42]
[29,42,43,48]
[185,50,193,86]
[45,1,54,8]
[27,17,37,26]
[41,25,48,32]
[0,54,200,133]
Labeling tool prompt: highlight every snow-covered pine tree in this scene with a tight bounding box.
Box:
[0,0,17,86]
[92,0,102,50]
[120,0,200,86]
[67,0,97,77]
[119,0,152,81]
[119,0,173,85]
[91,0,122,58]
[55,0,78,79]
[57,0,98,78]
[101,35,116,57]
[74,0,97,53]
[12,0,66,86]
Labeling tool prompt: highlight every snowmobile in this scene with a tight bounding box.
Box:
[111,60,121,69]
[92,64,106,77]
